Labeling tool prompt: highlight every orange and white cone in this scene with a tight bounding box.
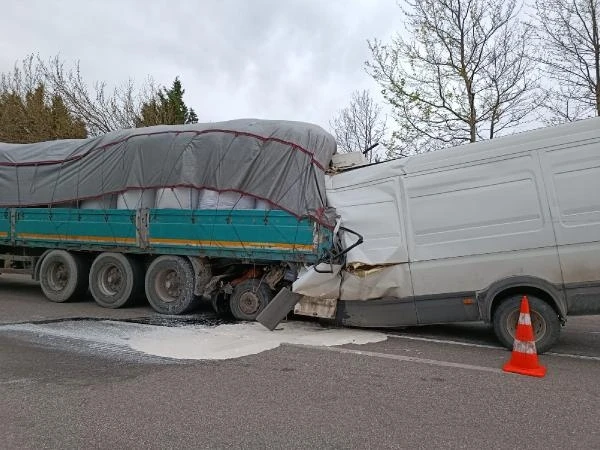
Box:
[503,296,547,378]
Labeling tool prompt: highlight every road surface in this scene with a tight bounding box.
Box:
[1,274,599,449]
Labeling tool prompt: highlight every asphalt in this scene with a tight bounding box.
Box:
[1,274,599,449]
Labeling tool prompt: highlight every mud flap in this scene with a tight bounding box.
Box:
[256,287,302,331]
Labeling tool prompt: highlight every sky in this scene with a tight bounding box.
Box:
[0,0,405,132]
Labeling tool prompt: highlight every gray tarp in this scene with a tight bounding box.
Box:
[0,119,337,226]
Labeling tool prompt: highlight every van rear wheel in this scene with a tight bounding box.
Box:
[492,295,561,354]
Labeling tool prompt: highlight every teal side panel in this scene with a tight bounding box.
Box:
[0,208,10,244]
[5,207,332,263]
[13,208,138,251]
[148,209,320,262]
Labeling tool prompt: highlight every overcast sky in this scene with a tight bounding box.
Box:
[0,0,404,132]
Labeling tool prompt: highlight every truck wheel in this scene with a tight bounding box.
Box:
[145,255,198,314]
[39,250,88,303]
[492,295,561,354]
[89,253,143,308]
[229,279,273,321]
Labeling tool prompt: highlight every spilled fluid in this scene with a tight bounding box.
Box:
[0,318,387,361]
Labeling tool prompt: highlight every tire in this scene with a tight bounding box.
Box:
[211,292,232,317]
[229,279,273,321]
[492,295,561,354]
[89,253,143,308]
[39,250,89,303]
[145,255,198,315]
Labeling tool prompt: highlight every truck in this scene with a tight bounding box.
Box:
[0,120,338,320]
[2,117,600,353]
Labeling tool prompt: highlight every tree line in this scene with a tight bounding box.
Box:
[0,55,197,143]
[333,0,600,159]
[2,0,598,153]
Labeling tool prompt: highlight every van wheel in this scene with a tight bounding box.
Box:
[89,253,143,308]
[39,250,88,303]
[230,279,273,321]
[492,295,561,354]
[145,255,198,315]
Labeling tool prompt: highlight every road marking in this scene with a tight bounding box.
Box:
[563,330,600,335]
[386,333,501,349]
[387,333,600,361]
[0,378,33,385]
[293,344,503,374]
[546,352,600,361]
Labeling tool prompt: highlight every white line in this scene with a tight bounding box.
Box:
[293,344,503,374]
[386,333,501,349]
[563,330,600,335]
[387,333,600,361]
[546,352,600,361]
[0,378,33,385]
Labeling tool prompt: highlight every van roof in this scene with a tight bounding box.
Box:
[399,117,600,174]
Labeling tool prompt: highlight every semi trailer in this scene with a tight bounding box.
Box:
[0,119,339,320]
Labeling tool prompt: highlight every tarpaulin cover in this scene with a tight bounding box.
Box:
[0,119,337,225]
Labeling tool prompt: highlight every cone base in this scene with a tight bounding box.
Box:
[503,362,546,378]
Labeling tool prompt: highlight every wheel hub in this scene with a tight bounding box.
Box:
[48,262,69,291]
[238,291,260,315]
[155,269,181,303]
[99,265,123,296]
[506,309,547,343]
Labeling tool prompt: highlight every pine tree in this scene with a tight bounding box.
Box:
[165,77,188,124]
[50,94,87,140]
[186,107,198,124]
[136,77,198,127]
[0,83,86,143]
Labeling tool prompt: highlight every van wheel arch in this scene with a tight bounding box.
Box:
[479,276,567,322]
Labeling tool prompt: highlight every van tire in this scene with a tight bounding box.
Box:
[39,250,88,303]
[492,295,561,354]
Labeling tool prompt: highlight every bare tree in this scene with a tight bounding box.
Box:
[535,0,600,122]
[1,55,202,138]
[40,55,160,136]
[330,90,387,162]
[366,0,542,155]
[0,55,44,95]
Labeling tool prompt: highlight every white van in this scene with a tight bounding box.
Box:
[293,117,600,353]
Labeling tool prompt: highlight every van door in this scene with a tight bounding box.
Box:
[539,140,600,315]
[404,151,561,324]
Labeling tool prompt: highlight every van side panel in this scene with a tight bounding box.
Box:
[326,175,409,265]
[540,140,600,315]
[404,152,563,324]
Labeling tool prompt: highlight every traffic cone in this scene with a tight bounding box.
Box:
[503,296,547,378]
